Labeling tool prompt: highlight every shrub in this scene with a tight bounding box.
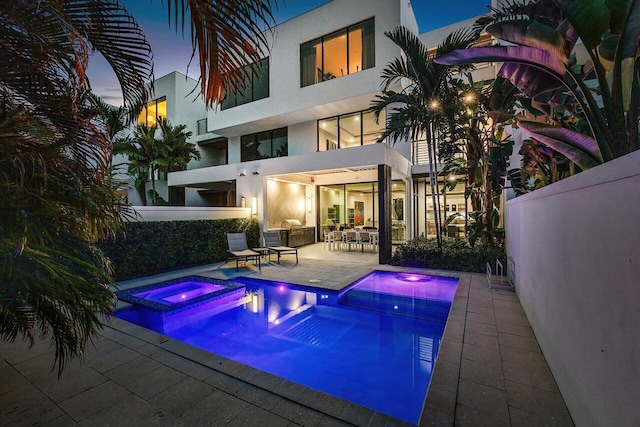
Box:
[390,237,505,273]
[100,218,259,280]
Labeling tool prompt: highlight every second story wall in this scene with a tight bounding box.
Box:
[207,0,418,138]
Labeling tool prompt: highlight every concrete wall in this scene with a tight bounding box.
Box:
[129,206,250,222]
[505,150,640,427]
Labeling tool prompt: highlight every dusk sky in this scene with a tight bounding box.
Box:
[90,0,491,105]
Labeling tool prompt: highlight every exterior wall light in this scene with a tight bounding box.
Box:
[251,196,258,216]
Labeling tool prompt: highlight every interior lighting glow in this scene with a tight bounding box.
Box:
[252,294,259,313]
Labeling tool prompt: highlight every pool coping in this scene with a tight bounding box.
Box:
[111,265,466,426]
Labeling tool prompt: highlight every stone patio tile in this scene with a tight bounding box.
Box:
[437,338,463,365]
[430,360,461,395]
[463,329,500,351]
[80,393,176,426]
[225,403,293,427]
[500,346,546,365]
[0,384,64,425]
[85,344,140,373]
[498,332,541,353]
[509,405,574,427]
[0,340,55,366]
[126,364,187,400]
[465,319,498,337]
[180,389,249,425]
[420,386,456,426]
[460,358,505,390]
[457,378,508,414]
[249,370,287,391]
[492,298,524,310]
[494,304,526,318]
[59,380,132,421]
[495,320,536,339]
[150,376,215,417]
[0,359,32,395]
[442,319,465,343]
[466,297,494,310]
[340,401,376,426]
[203,369,246,394]
[270,397,325,426]
[312,393,351,419]
[40,365,108,403]
[103,354,163,386]
[155,351,217,381]
[505,380,572,425]
[455,402,511,427]
[502,359,558,392]
[461,342,501,368]
[368,411,413,426]
[465,305,495,318]
[235,383,283,411]
[43,413,79,426]
[466,311,496,326]
[494,312,531,327]
[491,290,518,301]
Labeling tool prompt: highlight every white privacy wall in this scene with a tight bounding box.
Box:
[505,150,640,427]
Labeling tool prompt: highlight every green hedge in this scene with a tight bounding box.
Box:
[100,218,260,281]
[390,237,506,273]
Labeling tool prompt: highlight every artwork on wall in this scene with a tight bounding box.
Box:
[354,201,364,226]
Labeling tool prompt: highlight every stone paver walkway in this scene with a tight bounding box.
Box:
[0,246,573,426]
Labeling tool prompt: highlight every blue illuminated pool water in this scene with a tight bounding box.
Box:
[115,270,458,424]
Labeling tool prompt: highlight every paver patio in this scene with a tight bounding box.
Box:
[0,244,573,426]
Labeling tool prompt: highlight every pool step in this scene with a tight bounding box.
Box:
[340,289,452,323]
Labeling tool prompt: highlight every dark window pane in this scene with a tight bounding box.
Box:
[301,39,322,87]
[254,58,269,101]
[272,128,288,157]
[241,135,259,162]
[256,131,272,158]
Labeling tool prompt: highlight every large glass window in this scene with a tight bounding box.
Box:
[318,108,385,151]
[221,57,269,110]
[137,97,166,126]
[241,127,288,162]
[301,18,374,87]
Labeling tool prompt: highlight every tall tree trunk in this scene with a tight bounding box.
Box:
[426,123,442,247]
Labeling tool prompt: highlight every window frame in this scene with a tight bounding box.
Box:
[137,96,166,126]
[221,57,270,110]
[240,127,288,162]
[300,18,375,87]
[317,108,385,151]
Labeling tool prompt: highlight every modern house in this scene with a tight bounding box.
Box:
[120,0,501,262]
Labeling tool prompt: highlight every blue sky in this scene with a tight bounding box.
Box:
[91,1,490,105]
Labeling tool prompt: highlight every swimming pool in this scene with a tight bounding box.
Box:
[114,270,459,423]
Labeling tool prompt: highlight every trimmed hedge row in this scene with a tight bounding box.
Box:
[100,218,260,281]
[390,237,506,273]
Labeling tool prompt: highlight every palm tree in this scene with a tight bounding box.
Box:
[113,123,163,206]
[157,118,201,205]
[371,26,479,247]
[1,0,278,376]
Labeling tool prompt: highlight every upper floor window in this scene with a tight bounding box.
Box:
[301,18,375,87]
[137,96,166,126]
[318,108,385,151]
[241,127,288,162]
[221,57,269,110]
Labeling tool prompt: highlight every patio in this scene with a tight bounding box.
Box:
[0,245,573,426]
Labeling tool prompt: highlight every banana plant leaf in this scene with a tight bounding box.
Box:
[436,45,566,75]
[552,0,611,49]
[517,120,602,169]
[486,19,568,65]
[498,62,564,98]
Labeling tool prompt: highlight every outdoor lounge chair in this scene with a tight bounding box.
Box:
[227,233,261,271]
[262,231,298,264]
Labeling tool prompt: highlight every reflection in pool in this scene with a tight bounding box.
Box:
[115,271,459,424]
